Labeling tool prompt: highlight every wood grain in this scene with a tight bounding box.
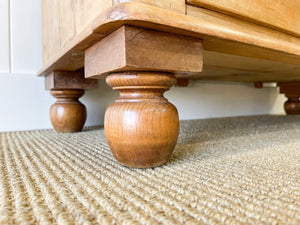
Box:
[104,72,179,168]
[187,51,300,82]
[75,0,112,35]
[41,0,111,65]
[41,0,60,65]
[92,3,300,57]
[50,89,87,133]
[59,0,76,49]
[85,25,203,78]
[45,70,98,90]
[40,2,300,82]
[112,0,186,14]
[39,2,300,80]
[40,30,105,75]
[187,0,300,37]
[186,5,300,59]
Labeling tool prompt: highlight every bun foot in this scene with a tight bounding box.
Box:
[278,82,300,115]
[50,89,86,133]
[104,72,179,168]
[284,95,300,115]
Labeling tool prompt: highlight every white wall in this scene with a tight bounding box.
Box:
[0,0,285,132]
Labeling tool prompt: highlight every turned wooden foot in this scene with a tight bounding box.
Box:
[284,94,300,115]
[278,82,300,115]
[50,89,87,133]
[104,72,179,168]
[45,70,98,132]
[84,25,203,167]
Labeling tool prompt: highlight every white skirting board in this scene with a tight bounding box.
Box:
[0,74,285,132]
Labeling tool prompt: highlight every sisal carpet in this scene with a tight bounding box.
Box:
[0,115,299,225]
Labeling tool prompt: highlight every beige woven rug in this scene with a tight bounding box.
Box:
[0,115,299,225]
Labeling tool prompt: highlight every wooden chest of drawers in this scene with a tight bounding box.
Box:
[39,0,300,167]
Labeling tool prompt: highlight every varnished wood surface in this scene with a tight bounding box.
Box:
[278,82,300,115]
[42,0,112,64]
[85,25,203,78]
[187,51,300,82]
[91,3,300,58]
[104,72,179,168]
[50,89,87,133]
[113,0,186,14]
[185,5,300,63]
[42,0,185,65]
[187,0,300,37]
[41,0,60,65]
[283,95,300,115]
[39,2,300,82]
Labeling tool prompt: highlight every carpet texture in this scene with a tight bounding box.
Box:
[0,115,299,225]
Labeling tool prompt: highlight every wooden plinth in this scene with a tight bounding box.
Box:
[50,89,87,133]
[104,72,179,168]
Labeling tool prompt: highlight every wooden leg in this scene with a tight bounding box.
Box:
[84,25,203,167]
[284,94,300,115]
[50,89,87,133]
[278,82,300,115]
[45,70,98,132]
[104,72,179,168]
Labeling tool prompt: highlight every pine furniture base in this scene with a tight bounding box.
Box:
[39,1,300,167]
